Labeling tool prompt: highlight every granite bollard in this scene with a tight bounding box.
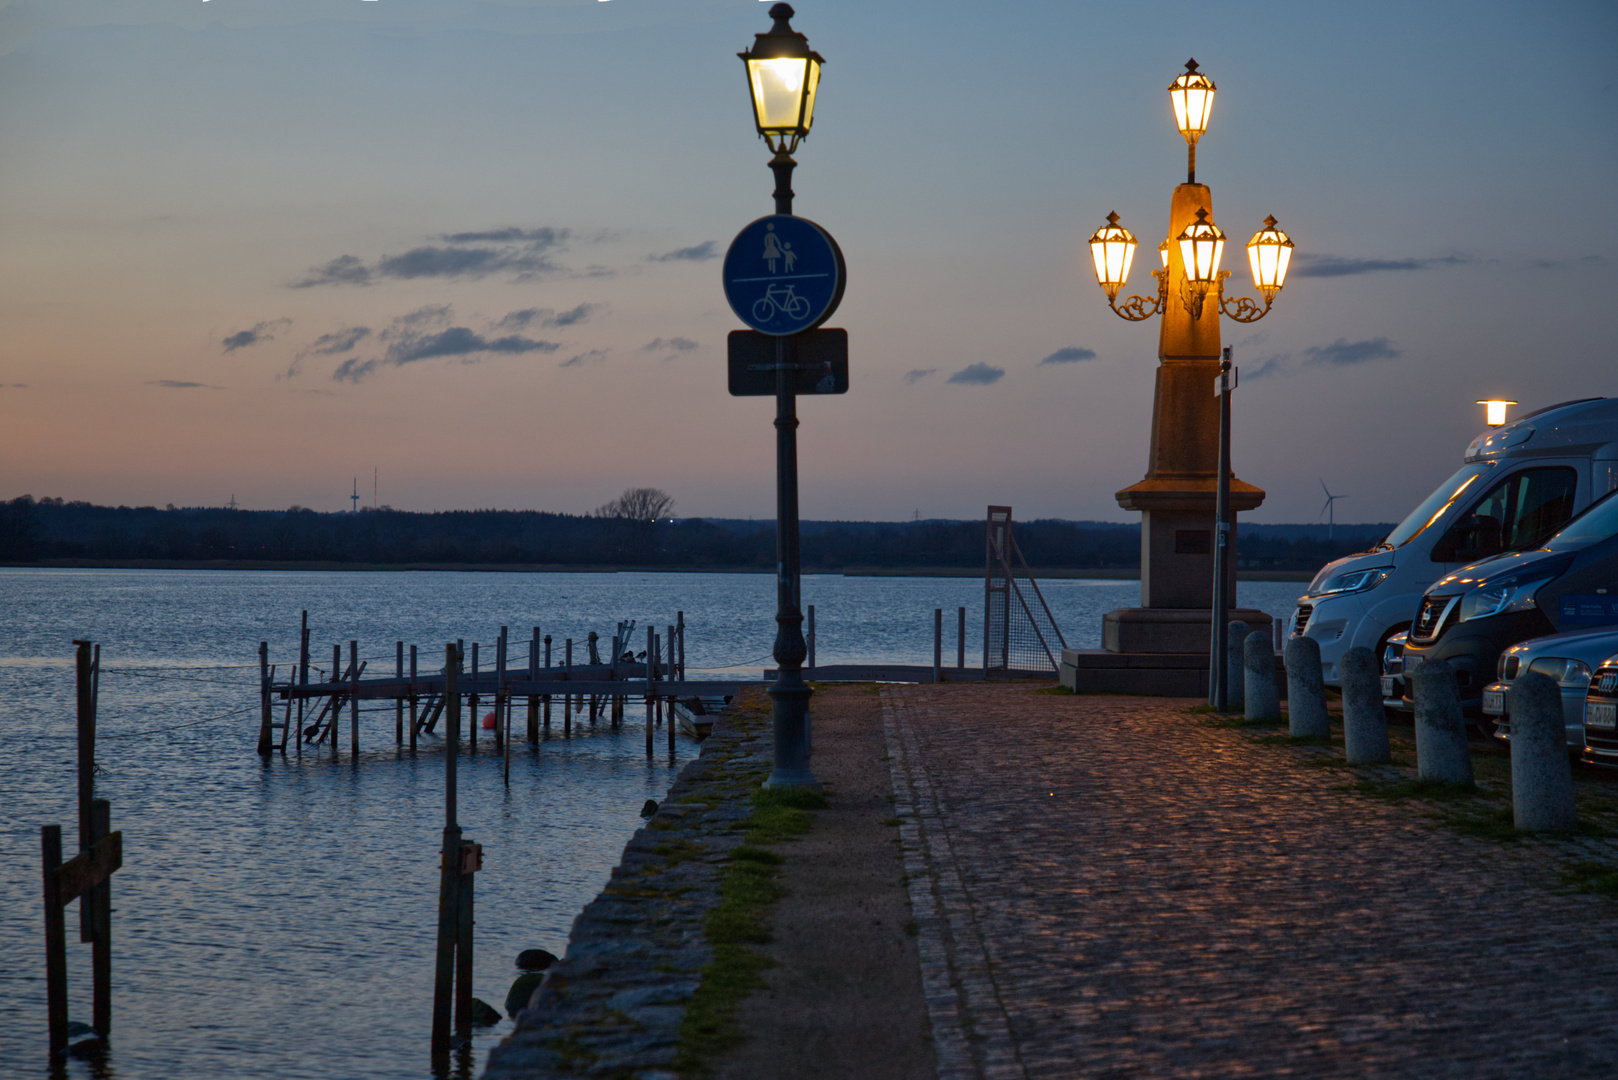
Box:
[1341,646,1389,763]
[1225,621,1248,711]
[1509,671,1577,831]
[1285,635,1331,740]
[1413,657,1474,785]
[1244,631,1280,722]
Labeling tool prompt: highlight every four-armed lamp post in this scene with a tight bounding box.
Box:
[1067,59,1296,706]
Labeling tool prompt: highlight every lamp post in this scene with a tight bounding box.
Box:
[740,4,823,788]
[1078,59,1296,706]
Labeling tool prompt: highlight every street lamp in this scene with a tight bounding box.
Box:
[741,3,825,216]
[735,3,826,789]
[1072,59,1298,710]
[1478,399,1517,427]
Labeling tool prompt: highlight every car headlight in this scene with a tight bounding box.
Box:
[1314,567,1391,597]
[1458,573,1556,622]
[1526,657,1592,689]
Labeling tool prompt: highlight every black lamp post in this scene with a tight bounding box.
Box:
[739,4,823,789]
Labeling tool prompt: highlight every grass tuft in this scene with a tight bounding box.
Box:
[1561,860,1618,897]
[1356,776,1479,801]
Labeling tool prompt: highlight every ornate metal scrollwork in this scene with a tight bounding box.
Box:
[1216,272,1274,322]
[1107,269,1168,322]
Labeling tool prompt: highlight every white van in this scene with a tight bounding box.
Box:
[1290,397,1618,685]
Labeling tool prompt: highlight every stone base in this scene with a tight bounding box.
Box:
[1060,648,1208,696]
[1103,607,1274,654]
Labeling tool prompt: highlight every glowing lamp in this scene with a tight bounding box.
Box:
[1245,216,1293,301]
[1088,213,1138,300]
[740,4,823,154]
[1169,59,1216,145]
[1177,208,1225,284]
[1477,399,1517,427]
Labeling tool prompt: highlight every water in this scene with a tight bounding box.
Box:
[0,568,1301,1079]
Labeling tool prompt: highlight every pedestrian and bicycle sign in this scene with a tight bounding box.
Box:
[723,215,845,336]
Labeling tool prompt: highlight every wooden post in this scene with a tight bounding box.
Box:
[496,627,507,755]
[677,611,686,680]
[934,609,943,683]
[74,641,96,945]
[298,614,309,758]
[528,626,540,742]
[455,849,475,1034]
[90,798,111,1036]
[349,640,360,759]
[330,644,342,748]
[958,606,967,671]
[396,641,405,744]
[645,625,655,758]
[41,824,68,1058]
[469,643,479,750]
[257,641,273,754]
[409,645,419,751]
[543,635,552,735]
[564,639,572,737]
[430,643,461,1061]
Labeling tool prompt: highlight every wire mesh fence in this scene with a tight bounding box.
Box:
[984,506,1067,677]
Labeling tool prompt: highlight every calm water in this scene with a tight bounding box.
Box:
[0,568,1301,1079]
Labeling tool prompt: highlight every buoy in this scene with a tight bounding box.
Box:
[482,711,498,729]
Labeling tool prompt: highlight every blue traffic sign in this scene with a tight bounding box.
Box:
[723,215,845,337]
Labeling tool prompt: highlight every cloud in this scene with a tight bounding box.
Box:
[221,318,290,353]
[649,241,719,262]
[1531,254,1606,270]
[903,368,937,384]
[384,327,561,366]
[1038,346,1097,366]
[560,350,609,368]
[643,337,699,352]
[0,383,27,388]
[293,227,576,287]
[147,380,224,390]
[946,363,1004,386]
[1243,337,1401,380]
[329,306,563,383]
[498,303,599,330]
[305,326,371,356]
[1291,253,1470,278]
[1303,337,1400,367]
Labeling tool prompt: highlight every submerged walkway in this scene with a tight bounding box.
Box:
[882,684,1618,1079]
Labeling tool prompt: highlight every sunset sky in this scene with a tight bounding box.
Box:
[0,0,1613,523]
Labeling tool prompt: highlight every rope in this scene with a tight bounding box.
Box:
[95,704,259,739]
[102,670,251,686]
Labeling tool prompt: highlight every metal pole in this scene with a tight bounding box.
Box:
[767,329,816,787]
[933,608,943,683]
[430,643,461,1060]
[957,606,967,670]
[1210,347,1233,708]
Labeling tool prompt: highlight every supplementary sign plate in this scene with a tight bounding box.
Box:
[723,215,845,336]
[728,329,848,397]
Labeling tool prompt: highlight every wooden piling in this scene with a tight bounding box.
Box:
[430,643,461,1060]
[330,644,341,748]
[257,641,273,754]
[349,640,360,758]
[499,626,510,784]
[41,824,68,1058]
[564,639,573,737]
[645,625,655,758]
[89,798,111,1036]
[409,645,419,751]
[469,643,479,750]
[396,641,405,744]
[528,626,540,742]
[677,611,685,680]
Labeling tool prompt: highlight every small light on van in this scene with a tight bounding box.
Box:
[1477,399,1518,427]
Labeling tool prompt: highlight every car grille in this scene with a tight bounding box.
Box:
[1413,595,1455,641]
[1588,665,1618,757]
[1294,603,1312,635]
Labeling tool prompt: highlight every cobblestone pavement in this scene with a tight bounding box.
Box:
[884,685,1618,1080]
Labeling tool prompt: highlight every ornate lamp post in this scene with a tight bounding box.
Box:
[738,4,825,788]
[1067,59,1296,701]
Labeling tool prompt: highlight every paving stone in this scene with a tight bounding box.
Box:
[883,684,1618,1080]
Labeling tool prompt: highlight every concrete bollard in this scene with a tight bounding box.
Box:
[1244,632,1280,722]
[1509,672,1577,832]
[1341,646,1390,764]
[1225,621,1248,711]
[1412,658,1475,785]
[1285,635,1331,740]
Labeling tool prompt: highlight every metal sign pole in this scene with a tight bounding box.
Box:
[1210,347,1233,708]
[767,331,817,787]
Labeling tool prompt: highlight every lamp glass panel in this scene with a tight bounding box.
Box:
[1179,232,1223,282]
[1171,82,1214,138]
[1088,230,1135,288]
[1158,242,1169,269]
[749,57,812,131]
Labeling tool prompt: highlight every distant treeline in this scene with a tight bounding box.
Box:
[0,496,1393,572]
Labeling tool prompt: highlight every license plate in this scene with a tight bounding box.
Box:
[1381,675,1396,697]
[1589,700,1618,730]
[1482,688,1505,715]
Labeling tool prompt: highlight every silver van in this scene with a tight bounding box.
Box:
[1291,398,1618,685]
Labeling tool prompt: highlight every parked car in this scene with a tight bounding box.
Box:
[1584,654,1618,766]
[1398,487,1618,717]
[1476,628,1618,750]
[1292,397,1618,686]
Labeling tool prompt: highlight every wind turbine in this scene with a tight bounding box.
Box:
[1320,480,1347,540]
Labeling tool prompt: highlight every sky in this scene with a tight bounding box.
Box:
[0,0,1613,524]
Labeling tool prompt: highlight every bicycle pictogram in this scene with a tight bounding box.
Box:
[752,284,812,323]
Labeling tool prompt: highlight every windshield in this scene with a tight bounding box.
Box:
[1544,489,1618,552]
[1382,463,1495,549]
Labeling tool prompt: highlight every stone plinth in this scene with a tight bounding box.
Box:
[1103,607,1273,654]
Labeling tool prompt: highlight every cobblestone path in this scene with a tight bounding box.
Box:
[883,684,1618,1080]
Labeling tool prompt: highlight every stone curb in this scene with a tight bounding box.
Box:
[482,695,772,1080]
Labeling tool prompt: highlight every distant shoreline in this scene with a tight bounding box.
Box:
[0,559,1314,582]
